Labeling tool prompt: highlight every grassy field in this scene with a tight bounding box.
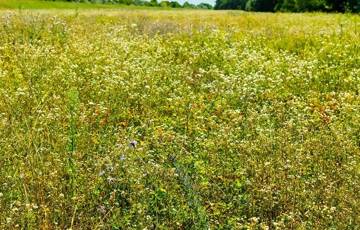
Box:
[0,0,152,9]
[0,8,359,229]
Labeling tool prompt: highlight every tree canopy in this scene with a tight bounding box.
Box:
[51,0,213,9]
[214,0,359,12]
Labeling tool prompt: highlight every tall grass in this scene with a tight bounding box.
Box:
[0,10,359,229]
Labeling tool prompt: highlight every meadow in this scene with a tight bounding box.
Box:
[0,8,359,229]
[0,0,152,10]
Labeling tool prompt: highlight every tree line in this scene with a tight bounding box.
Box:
[51,0,213,9]
[214,0,359,12]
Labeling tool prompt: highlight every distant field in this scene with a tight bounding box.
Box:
[0,9,359,229]
[0,0,151,9]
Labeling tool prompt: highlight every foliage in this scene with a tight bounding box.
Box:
[45,0,214,9]
[197,2,213,9]
[0,0,213,10]
[215,0,359,12]
[159,0,183,8]
[0,10,360,229]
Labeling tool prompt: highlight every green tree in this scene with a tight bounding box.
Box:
[160,0,170,7]
[275,0,298,11]
[150,0,158,6]
[257,0,276,11]
[197,2,213,8]
[169,1,182,7]
[215,0,247,9]
[183,1,196,8]
[296,0,326,11]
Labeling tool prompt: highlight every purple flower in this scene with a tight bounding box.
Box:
[129,140,138,148]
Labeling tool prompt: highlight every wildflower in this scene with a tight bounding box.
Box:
[129,140,138,148]
[249,217,260,223]
[98,170,105,177]
[119,154,126,161]
[106,164,114,172]
[107,176,115,184]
